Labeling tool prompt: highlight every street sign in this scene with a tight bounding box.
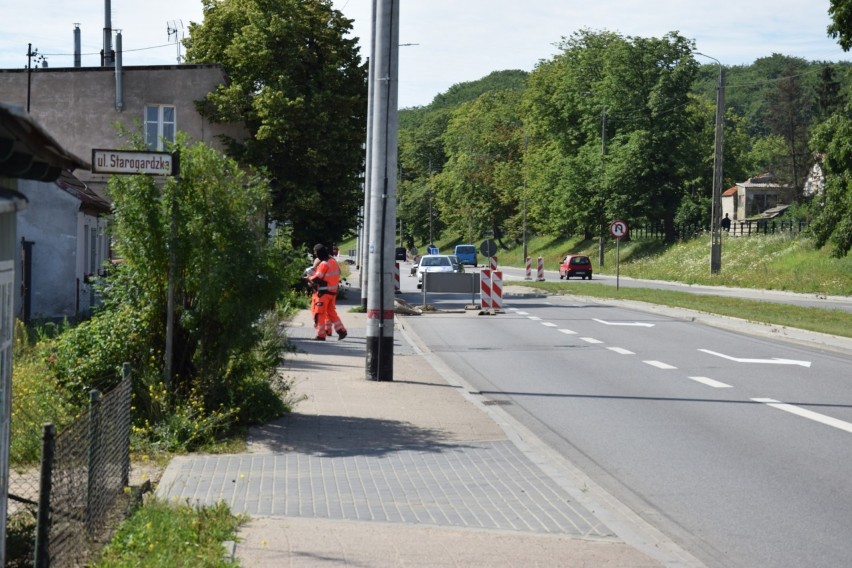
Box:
[480,239,497,257]
[91,149,178,176]
[610,219,628,239]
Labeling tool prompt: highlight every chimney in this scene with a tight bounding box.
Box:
[102,0,114,67]
[115,31,124,111]
[74,24,81,67]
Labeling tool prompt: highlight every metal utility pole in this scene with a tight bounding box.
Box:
[697,53,725,274]
[599,108,607,267]
[366,0,399,381]
[522,132,528,265]
[359,0,378,309]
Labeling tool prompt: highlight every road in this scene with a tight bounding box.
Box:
[495,263,852,313]
[395,264,852,568]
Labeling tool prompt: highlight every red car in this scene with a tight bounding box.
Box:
[559,255,593,280]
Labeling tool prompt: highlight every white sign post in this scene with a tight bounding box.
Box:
[610,220,628,290]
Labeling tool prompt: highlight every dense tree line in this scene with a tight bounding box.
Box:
[397,30,852,256]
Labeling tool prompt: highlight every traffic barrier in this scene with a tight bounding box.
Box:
[491,270,503,309]
[480,269,492,309]
[394,262,400,294]
[524,256,532,280]
[490,256,498,271]
[536,256,545,281]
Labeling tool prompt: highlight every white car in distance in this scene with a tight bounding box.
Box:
[416,254,463,289]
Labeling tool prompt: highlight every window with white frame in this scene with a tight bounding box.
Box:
[144,104,176,150]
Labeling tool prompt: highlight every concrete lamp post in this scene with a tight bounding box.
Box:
[696,52,725,275]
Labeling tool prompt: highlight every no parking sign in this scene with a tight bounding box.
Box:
[610,220,628,289]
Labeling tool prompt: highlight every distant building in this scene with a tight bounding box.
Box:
[721,173,794,221]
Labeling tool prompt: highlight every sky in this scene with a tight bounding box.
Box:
[0,0,848,109]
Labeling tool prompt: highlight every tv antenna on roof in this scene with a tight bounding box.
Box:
[167,19,184,63]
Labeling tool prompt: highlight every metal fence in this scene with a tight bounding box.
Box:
[30,365,133,567]
[631,220,810,240]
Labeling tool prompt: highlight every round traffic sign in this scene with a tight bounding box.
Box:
[610,220,628,239]
[480,239,497,257]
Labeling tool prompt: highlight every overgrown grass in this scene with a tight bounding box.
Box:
[94,499,245,567]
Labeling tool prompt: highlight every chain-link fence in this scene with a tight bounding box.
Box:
[35,366,132,567]
[4,364,133,567]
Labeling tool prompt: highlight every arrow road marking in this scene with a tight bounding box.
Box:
[593,318,655,327]
[699,349,811,368]
[752,398,852,434]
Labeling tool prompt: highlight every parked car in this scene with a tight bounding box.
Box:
[417,254,464,288]
[454,244,478,266]
[559,254,593,280]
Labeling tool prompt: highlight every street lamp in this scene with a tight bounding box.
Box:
[696,52,725,274]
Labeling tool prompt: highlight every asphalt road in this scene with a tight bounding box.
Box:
[495,264,852,313]
[395,266,852,568]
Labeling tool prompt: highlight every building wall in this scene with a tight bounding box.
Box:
[0,64,246,188]
[15,179,82,319]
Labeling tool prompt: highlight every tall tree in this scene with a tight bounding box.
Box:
[184,0,368,247]
[435,90,524,243]
[523,29,701,242]
[765,63,814,196]
[810,114,852,256]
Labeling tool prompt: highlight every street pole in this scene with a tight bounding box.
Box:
[522,148,528,265]
[359,0,378,309]
[599,108,607,267]
[698,53,725,274]
[365,0,399,381]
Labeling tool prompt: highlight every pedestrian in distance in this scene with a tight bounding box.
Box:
[306,243,348,341]
[721,213,731,232]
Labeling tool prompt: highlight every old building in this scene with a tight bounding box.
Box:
[0,63,245,198]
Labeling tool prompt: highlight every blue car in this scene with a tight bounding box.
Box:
[454,244,478,267]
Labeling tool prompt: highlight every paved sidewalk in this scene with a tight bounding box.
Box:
[156,285,689,567]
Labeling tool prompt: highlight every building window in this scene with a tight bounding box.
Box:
[145,105,176,150]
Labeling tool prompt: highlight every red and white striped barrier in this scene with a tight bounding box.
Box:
[536,257,545,281]
[489,256,498,271]
[479,269,503,310]
[480,269,492,309]
[394,262,400,293]
[524,256,532,280]
[491,270,503,309]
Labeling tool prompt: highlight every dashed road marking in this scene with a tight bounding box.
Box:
[580,337,603,344]
[688,376,732,388]
[644,360,677,369]
[607,347,635,355]
[752,398,852,434]
[558,329,577,335]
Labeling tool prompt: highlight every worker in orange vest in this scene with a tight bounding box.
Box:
[307,243,348,341]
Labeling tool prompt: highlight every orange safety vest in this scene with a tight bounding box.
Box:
[311,257,341,294]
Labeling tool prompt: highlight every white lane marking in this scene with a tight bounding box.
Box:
[644,360,677,369]
[688,376,732,388]
[607,347,635,355]
[580,337,603,344]
[528,316,542,321]
[558,329,577,335]
[515,311,529,315]
[752,398,852,434]
[699,349,811,368]
[542,322,558,327]
[593,318,655,327]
